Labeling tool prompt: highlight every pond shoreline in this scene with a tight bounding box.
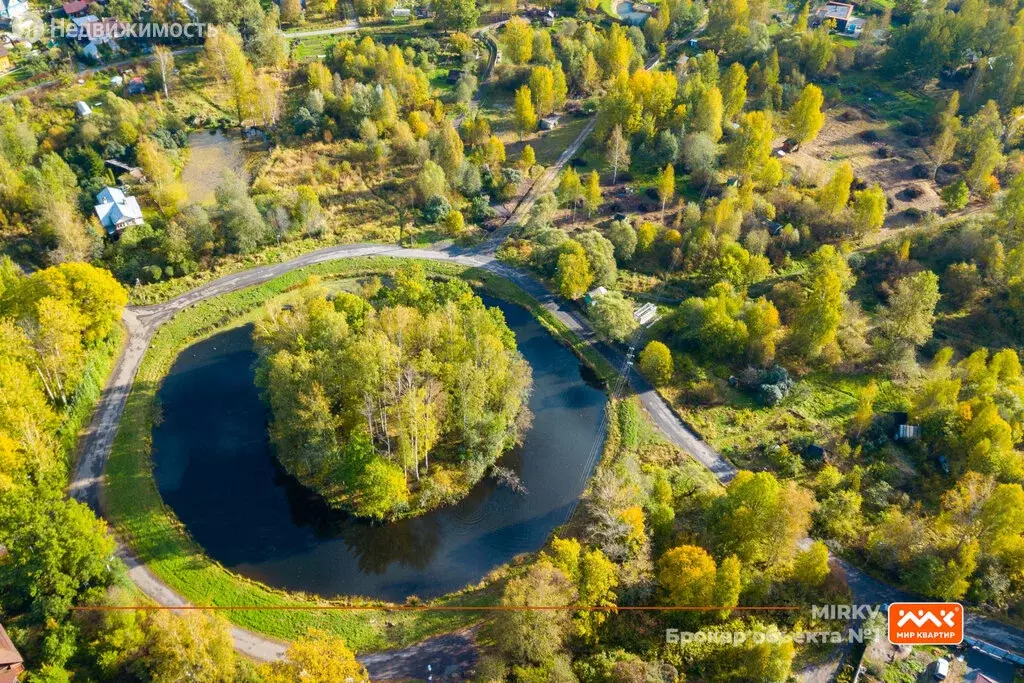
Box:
[152,290,605,601]
[102,256,612,648]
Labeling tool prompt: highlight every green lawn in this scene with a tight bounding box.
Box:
[835,70,935,123]
[529,116,591,166]
[104,256,613,647]
[673,370,907,470]
[600,0,620,19]
[291,34,341,62]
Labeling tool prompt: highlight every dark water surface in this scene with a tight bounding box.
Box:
[152,295,606,601]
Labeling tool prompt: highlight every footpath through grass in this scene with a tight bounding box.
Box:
[103,256,610,648]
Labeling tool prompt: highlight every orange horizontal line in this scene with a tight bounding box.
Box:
[70,605,800,612]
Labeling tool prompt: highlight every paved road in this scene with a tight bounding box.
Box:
[362,628,479,681]
[63,22,1024,679]
[281,20,360,39]
[69,248,1024,675]
[68,238,738,671]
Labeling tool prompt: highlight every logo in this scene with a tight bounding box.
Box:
[887,602,963,645]
[11,11,45,42]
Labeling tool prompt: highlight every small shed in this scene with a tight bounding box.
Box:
[896,424,921,440]
[584,286,608,306]
[126,77,146,95]
[391,6,411,16]
[539,114,561,130]
[446,68,464,84]
[633,302,658,326]
[75,100,92,117]
[933,657,949,680]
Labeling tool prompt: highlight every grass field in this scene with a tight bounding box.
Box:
[669,370,907,470]
[600,0,620,19]
[104,257,613,647]
[61,329,124,464]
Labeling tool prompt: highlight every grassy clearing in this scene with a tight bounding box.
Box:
[291,34,342,62]
[60,328,124,463]
[104,256,611,646]
[666,371,906,470]
[528,117,590,166]
[129,237,351,305]
[835,71,934,122]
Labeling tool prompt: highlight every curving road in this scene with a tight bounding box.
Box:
[67,238,737,671]
[64,25,1024,680]
[72,233,1024,675]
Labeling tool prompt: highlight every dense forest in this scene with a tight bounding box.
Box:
[254,265,533,519]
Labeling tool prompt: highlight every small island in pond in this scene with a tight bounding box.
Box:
[253,265,534,520]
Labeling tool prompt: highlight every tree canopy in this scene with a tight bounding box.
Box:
[254,266,532,519]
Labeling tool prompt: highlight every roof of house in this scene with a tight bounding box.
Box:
[63,0,89,13]
[95,187,143,230]
[72,13,99,27]
[0,623,25,683]
[0,0,29,17]
[815,1,854,21]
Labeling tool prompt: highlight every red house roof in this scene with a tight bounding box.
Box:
[63,0,88,14]
[0,624,25,683]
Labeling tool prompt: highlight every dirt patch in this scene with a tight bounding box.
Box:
[782,106,943,228]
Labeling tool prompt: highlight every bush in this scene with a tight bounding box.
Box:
[618,398,642,451]
[942,262,982,310]
[638,341,673,386]
[740,365,794,406]
[767,444,803,477]
[468,194,495,222]
[941,179,969,211]
[422,195,452,224]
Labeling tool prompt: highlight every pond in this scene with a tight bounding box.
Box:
[180,129,246,205]
[152,294,607,601]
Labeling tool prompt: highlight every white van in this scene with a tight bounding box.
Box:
[934,657,949,680]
